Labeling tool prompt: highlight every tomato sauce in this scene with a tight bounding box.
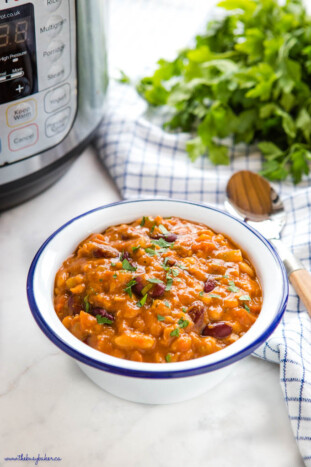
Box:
[54,216,262,363]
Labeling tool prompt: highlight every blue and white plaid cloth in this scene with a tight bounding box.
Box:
[95,0,311,463]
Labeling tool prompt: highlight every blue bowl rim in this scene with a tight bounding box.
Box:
[27,198,288,379]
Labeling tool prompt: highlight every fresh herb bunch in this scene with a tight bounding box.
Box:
[137,0,311,183]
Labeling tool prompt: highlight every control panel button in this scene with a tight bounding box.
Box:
[10,78,31,99]
[44,0,62,12]
[45,107,71,137]
[47,63,65,86]
[43,41,65,63]
[44,83,70,113]
[6,99,37,127]
[8,124,39,151]
[40,15,66,38]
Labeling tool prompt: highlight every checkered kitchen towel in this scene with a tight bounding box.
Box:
[95,0,311,463]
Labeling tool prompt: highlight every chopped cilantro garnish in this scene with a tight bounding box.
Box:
[239,294,251,301]
[223,275,229,279]
[165,354,172,363]
[111,262,116,267]
[182,307,187,313]
[84,295,90,313]
[244,304,250,313]
[150,223,156,234]
[171,268,180,277]
[132,245,141,252]
[228,281,239,293]
[147,278,164,284]
[145,248,156,256]
[170,328,180,337]
[178,264,187,270]
[209,293,222,299]
[113,274,117,279]
[165,276,173,291]
[124,279,137,298]
[159,224,170,235]
[96,315,113,325]
[157,314,165,321]
[164,300,171,308]
[99,279,103,282]
[122,258,137,272]
[152,238,173,249]
[137,294,148,308]
[140,216,146,227]
[199,291,204,296]
[178,318,189,328]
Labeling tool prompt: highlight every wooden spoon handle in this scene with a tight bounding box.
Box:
[290,269,311,318]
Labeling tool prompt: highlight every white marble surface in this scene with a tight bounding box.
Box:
[0,147,304,467]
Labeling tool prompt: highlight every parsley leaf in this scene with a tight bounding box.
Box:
[122,259,137,272]
[136,0,311,183]
[165,354,172,362]
[157,314,165,321]
[140,216,146,226]
[165,276,173,291]
[117,70,131,84]
[209,293,222,299]
[84,295,90,313]
[124,279,137,298]
[147,278,164,284]
[132,245,141,252]
[137,294,148,308]
[145,248,156,256]
[228,280,239,293]
[159,224,170,235]
[152,238,173,249]
[178,318,189,328]
[244,304,250,312]
[170,328,180,337]
[96,315,113,325]
[239,294,251,301]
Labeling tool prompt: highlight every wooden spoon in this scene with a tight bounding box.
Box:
[226,170,311,317]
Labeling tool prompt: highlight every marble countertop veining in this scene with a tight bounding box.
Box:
[0,147,304,467]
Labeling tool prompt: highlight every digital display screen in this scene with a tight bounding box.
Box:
[0,3,37,105]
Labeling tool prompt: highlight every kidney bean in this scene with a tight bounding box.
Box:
[188,302,205,329]
[92,307,115,322]
[204,278,217,293]
[202,323,232,338]
[93,245,119,258]
[149,282,166,298]
[150,233,177,242]
[166,257,176,266]
[68,295,82,315]
[132,276,145,296]
[165,233,177,242]
[120,250,131,261]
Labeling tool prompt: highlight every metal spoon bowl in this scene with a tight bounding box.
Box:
[226,170,311,317]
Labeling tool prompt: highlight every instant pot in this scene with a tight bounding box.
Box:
[0,0,108,210]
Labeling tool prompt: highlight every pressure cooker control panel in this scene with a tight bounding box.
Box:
[0,0,77,166]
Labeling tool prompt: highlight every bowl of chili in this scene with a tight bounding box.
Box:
[27,199,288,404]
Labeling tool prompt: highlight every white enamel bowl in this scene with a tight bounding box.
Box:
[27,199,288,404]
